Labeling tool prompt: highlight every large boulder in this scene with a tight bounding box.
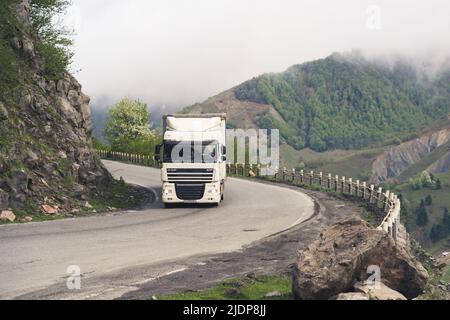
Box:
[292,216,428,300]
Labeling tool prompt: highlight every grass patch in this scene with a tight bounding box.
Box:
[158,275,293,300]
[442,265,450,283]
[87,179,151,212]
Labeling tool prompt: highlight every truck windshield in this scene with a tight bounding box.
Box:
[163,141,218,163]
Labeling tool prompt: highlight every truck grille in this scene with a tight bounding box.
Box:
[175,184,205,200]
[167,168,213,182]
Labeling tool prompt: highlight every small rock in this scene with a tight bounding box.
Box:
[0,210,16,222]
[57,150,67,159]
[335,292,369,300]
[151,296,158,300]
[20,216,33,223]
[40,178,49,187]
[84,201,93,209]
[41,204,58,215]
[354,282,407,300]
[265,291,282,298]
[248,170,256,177]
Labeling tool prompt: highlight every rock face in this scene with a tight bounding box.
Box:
[0,0,111,214]
[292,216,428,300]
[371,128,450,183]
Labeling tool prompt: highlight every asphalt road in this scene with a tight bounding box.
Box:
[0,160,314,299]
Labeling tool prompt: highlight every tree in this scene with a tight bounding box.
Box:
[443,208,450,232]
[425,195,433,206]
[29,0,74,79]
[416,200,429,227]
[436,179,442,190]
[430,224,445,243]
[104,98,154,152]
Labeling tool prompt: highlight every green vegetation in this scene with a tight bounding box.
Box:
[395,171,450,250]
[235,53,450,152]
[159,275,292,300]
[29,0,73,79]
[103,97,160,155]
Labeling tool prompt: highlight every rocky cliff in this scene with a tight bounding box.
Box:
[371,128,450,183]
[0,1,111,218]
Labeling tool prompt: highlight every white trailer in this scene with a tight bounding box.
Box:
[155,114,227,207]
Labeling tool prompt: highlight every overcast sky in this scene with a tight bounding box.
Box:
[69,0,450,113]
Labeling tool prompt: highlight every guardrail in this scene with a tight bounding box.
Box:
[226,164,400,241]
[96,149,160,167]
[95,149,400,242]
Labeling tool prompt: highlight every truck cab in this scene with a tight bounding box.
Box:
[156,114,227,207]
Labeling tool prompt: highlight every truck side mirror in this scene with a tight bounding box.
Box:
[221,145,227,162]
[154,144,162,162]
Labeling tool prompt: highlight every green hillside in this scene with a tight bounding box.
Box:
[234,54,450,151]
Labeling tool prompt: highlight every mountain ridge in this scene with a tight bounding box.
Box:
[183,53,450,152]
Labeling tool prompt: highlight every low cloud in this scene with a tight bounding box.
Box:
[70,0,450,113]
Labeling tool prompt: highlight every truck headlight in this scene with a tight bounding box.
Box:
[163,188,173,195]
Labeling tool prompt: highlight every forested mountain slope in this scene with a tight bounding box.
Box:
[186,53,450,152]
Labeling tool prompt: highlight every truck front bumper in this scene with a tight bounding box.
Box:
[162,182,221,204]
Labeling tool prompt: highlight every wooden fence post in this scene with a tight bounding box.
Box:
[384,190,391,213]
[377,187,383,208]
[356,180,360,197]
[369,185,375,203]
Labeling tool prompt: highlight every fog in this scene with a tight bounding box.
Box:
[69,0,450,114]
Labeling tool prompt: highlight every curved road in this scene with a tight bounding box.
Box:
[0,160,314,299]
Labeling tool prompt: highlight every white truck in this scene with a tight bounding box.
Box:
[155,114,227,207]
